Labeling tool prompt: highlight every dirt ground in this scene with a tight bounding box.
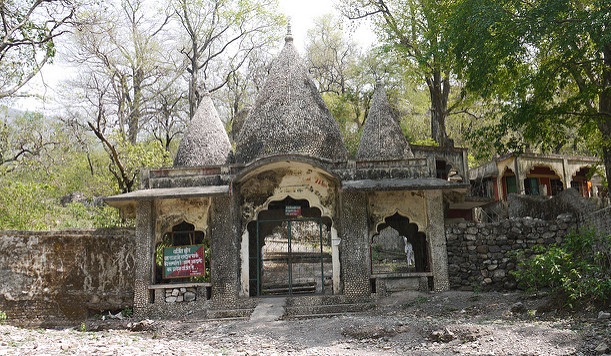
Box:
[1,290,610,355]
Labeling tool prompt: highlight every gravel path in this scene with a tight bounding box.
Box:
[0,291,609,355]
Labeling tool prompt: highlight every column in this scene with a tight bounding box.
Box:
[210,194,240,307]
[425,190,450,291]
[133,200,154,316]
[339,190,371,298]
[331,227,341,294]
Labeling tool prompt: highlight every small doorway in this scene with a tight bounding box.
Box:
[248,198,332,296]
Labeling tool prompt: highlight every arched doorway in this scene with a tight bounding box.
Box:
[247,197,333,296]
[371,213,429,274]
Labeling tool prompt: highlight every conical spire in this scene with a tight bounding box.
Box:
[174,92,231,167]
[356,83,413,160]
[234,32,348,164]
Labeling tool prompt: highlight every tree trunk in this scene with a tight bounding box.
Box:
[598,43,611,184]
[426,69,453,148]
[128,67,144,144]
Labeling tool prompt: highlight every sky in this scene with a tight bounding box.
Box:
[13,0,373,112]
[279,0,336,50]
[279,0,374,51]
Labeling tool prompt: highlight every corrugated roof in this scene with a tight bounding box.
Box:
[174,92,231,167]
[234,34,348,164]
[356,84,413,160]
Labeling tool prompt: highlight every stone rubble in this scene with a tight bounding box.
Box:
[0,291,608,356]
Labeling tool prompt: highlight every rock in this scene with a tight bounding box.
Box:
[598,311,610,319]
[184,291,196,302]
[127,319,155,332]
[108,311,123,320]
[595,342,609,354]
[172,289,180,297]
[430,328,456,343]
[511,302,526,314]
[166,296,177,303]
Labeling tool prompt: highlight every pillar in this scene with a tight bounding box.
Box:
[514,156,525,195]
[331,227,341,294]
[209,194,240,307]
[133,200,155,315]
[425,190,449,291]
[339,190,371,298]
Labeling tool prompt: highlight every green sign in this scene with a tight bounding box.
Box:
[163,244,205,279]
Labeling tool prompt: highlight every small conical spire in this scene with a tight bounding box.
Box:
[356,82,413,161]
[285,18,293,43]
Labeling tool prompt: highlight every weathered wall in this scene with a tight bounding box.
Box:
[0,229,135,326]
[446,215,576,291]
[581,205,611,235]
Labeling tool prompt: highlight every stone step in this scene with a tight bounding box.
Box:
[284,302,372,317]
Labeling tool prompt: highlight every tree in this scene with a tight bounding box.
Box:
[304,14,370,153]
[305,14,357,96]
[0,0,76,99]
[449,0,611,180]
[173,0,284,119]
[340,0,463,147]
[63,0,175,192]
[0,109,61,174]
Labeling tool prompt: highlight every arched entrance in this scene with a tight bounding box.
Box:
[247,197,333,296]
[371,213,429,274]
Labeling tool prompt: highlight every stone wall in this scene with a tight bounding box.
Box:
[446,215,576,291]
[0,229,135,326]
[507,189,597,220]
[581,206,611,235]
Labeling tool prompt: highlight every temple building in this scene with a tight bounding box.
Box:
[470,153,604,201]
[105,31,469,317]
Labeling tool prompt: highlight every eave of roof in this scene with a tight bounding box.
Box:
[341,178,470,192]
[104,185,230,206]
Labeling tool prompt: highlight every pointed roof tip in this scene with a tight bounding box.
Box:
[234,31,348,164]
[173,93,232,167]
[356,81,413,161]
[285,18,293,43]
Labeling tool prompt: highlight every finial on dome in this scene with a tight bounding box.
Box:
[285,18,293,42]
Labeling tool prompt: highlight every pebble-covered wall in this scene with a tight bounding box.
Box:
[445,215,576,291]
[0,229,135,326]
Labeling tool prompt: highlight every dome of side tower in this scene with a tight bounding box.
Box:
[356,83,413,160]
[174,92,231,167]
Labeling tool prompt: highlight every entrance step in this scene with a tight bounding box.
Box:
[284,302,373,318]
[249,297,286,323]
[261,281,317,295]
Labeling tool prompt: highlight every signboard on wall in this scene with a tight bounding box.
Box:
[285,205,302,217]
[163,244,205,279]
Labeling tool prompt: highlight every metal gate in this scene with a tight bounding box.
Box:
[250,218,330,296]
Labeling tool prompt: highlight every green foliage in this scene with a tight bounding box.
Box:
[512,229,611,308]
[0,181,57,230]
[410,138,438,147]
[121,307,133,318]
[0,110,132,230]
[0,310,7,324]
[0,1,74,99]
[448,0,611,167]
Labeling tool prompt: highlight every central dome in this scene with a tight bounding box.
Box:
[234,35,348,164]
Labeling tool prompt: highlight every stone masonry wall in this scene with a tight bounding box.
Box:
[446,215,576,291]
[581,206,611,235]
[0,229,135,327]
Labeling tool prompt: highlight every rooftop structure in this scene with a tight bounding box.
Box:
[106,31,469,318]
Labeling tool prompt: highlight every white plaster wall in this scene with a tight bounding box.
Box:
[368,191,427,233]
[155,198,211,239]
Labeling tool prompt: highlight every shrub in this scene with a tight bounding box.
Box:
[512,228,611,308]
